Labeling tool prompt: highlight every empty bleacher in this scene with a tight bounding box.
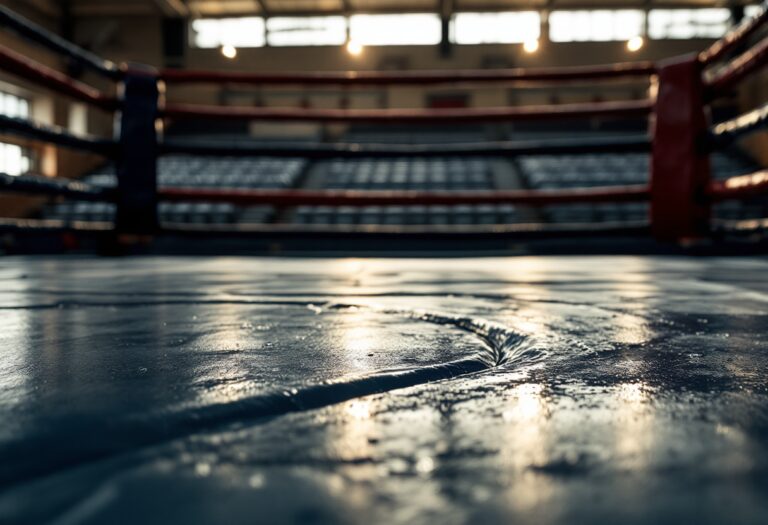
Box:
[710,153,768,221]
[516,142,760,224]
[517,152,649,224]
[43,156,307,224]
[287,128,521,226]
[40,131,763,227]
[291,157,518,226]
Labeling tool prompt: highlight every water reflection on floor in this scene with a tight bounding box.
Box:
[0,255,767,524]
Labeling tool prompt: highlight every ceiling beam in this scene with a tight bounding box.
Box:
[69,0,755,18]
[185,4,744,18]
[8,0,60,18]
[440,0,454,18]
[72,3,157,16]
[153,0,191,17]
[439,0,454,57]
[254,0,270,17]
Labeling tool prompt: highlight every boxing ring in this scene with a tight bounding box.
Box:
[0,5,766,251]
[1,6,768,524]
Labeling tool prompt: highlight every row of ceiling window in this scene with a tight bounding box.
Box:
[192,7,763,48]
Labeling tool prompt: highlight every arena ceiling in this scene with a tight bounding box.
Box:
[10,0,762,18]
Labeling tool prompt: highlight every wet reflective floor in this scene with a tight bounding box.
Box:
[0,255,767,524]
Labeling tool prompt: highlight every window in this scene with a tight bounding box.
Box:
[191,17,265,48]
[744,5,763,20]
[349,14,442,46]
[0,91,31,176]
[1,91,29,118]
[549,10,644,42]
[0,143,30,176]
[648,9,731,39]
[267,17,347,47]
[452,12,540,44]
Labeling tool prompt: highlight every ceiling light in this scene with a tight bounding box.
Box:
[221,44,237,59]
[346,40,363,56]
[627,36,644,52]
[523,39,539,53]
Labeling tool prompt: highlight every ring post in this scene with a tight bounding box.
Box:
[650,54,711,241]
[115,64,159,237]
